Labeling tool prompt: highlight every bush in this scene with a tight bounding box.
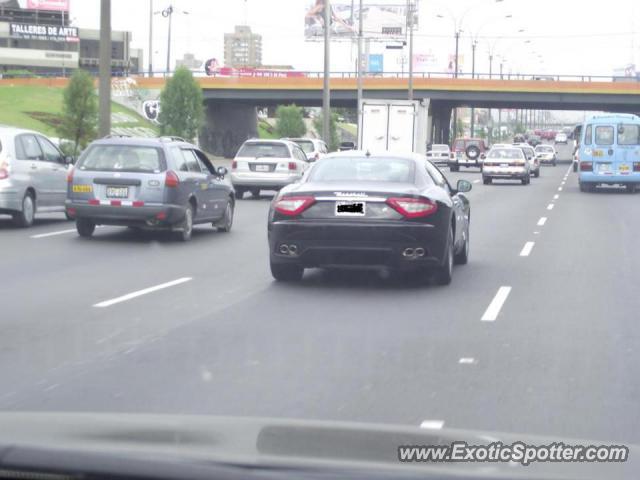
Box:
[158,66,204,141]
[57,69,98,155]
[313,111,339,151]
[275,104,306,138]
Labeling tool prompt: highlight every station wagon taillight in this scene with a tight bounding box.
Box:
[580,161,593,172]
[386,197,438,219]
[66,167,74,183]
[232,161,237,170]
[274,195,315,216]
[165,170,179,188]
[0,162,8,180]
[288,162,297,171]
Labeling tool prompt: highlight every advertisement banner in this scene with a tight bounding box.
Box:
[10,22,78,42]
[26,0,70,11]
[212,67,306,78]
[368,54,384,73]
[412,52,437,72]
[305,1,413,40]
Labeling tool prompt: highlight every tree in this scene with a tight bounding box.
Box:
[57,69,98,155]
[313,112,340,151]
[158,66,204,141]
[275,104,307,138]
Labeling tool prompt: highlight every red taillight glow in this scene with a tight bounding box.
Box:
[580,161,593,172]
[288,162,297,171]
[386,197,438,219]
[156,211,167,220]
[232,160,238,170]
[165,170,179,188]
[110,200,122,206]
[132,201,145,207]
[274,196,315,216]
[88,199,100,205]
[66,167,74,183]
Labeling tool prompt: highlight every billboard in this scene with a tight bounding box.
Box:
[0,0,70,11]
[10,22,78,42]
[305,1,414,40]
[368,54,383,73]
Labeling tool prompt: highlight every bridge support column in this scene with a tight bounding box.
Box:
[199,102,258,158]
[429,104,452,145]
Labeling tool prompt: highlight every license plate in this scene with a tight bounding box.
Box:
[500,163,509,167]
[255,164,270,172]
[106,186,129,198]
[72,184,92,193]
[598,163,612,173]
[335,201,365,217]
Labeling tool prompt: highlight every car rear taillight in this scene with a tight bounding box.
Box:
[633,162,640,172]
[165,170,179,187]
[132,201,145,207]
[88,199,100,205]
[386,197,438,219]
[232,160,238,170]
[274,195,315,216]
[580,161,593,172]
[288,162,297,171]
[66,167,74,183]
[0,162,8,180]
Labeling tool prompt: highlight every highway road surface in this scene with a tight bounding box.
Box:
[1,142,637,447]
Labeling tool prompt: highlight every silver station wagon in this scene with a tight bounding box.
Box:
[66,136,235,241]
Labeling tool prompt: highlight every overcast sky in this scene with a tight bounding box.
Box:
[70,0,639,77]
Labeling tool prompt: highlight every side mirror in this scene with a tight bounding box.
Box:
[64,155,74,165]
[217,166,228,177]
[456,179,472,193]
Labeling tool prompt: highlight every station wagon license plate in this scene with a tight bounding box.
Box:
[255,164,270,172]
[106,186,129,198]
[598,163,612,174]
[335,201,365,217]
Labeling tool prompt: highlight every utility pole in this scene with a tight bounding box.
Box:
[407,0,415,100]
[451,30,460,139]
[164,5,174,74]
[470,40,477,137]
[356,0,363,146]
[148,0,153,76]
[323,0,331,145]
[99,0,112,137]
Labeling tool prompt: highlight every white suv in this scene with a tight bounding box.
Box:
[230,139,311,199]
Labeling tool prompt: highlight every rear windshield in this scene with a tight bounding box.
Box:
[618,124,640,145]
[536,146,554,153]
[309,157,415,183]
[595,126,614,145]
[488,148,524,160]
[78,145,165,173]
[293,140,315,154]
[237,142,290,158]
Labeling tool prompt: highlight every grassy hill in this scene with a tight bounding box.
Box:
[0,85,158,138]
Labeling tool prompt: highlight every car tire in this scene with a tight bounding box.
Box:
[579,182,592,193]
[433,227,454,286]
[235,187,246,200]
[216,200,234,232]
[454,227,469,265]
[76,218,95,238]
[534,169,540,178]
[250,188,260,198]
[177,204,194,242]
[626,184,636,194]
[483,176,492,185]
[573,162,578,172]
[552,161,557,167]
[12,192,35,228]
[270,261,304,282]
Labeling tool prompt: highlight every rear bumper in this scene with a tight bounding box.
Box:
[450,158,482,167]
[579,172,640,184]
[483,167,528,178]
[66,201,185,227]
[231,171,301,189]
[0,189,22,213]
[268,220,447,270]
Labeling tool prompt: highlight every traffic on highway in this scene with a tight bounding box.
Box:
[0,0,639,479]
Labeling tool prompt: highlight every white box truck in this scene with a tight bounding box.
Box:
[358,99,430,155]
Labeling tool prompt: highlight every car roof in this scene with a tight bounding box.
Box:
[322,150,425,164]
[0,125,43,136]
[90,136,193,148]
[244,138,295,148]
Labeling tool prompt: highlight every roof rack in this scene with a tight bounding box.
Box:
[159,136,186,142]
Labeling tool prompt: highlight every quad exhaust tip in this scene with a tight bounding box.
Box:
[403,247,425,258]
[279,244,299,256]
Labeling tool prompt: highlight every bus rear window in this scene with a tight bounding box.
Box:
[618,124,640,145]
[595,126,614,146]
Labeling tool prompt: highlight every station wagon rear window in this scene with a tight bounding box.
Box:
[292,140,315,154]
[594,126,614,146]
[237,143,290,158]
[617,124,640,145]
[488,148,524,160]
[309,157,415,183]
[78,145,165,173]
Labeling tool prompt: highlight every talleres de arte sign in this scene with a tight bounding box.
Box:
[10,23,79,42]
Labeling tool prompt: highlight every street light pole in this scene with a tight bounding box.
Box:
[356,0,363,146]
[323,0,331,145]
[164,5,174,74]
[407,0,415,100]
[470,40,477,137]
[148,0,153,76]
[98,0,111,137]
[451,29,460,140]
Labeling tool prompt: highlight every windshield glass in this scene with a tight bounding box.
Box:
[309,157,414,183]
[293,140,315,153]
[237,143,290,158]
[488,148,524,159]
[78,145,164,172]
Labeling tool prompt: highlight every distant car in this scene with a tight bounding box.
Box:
[0,126,73,227]
[268,152,472,284]
[514,143,540,177]
[338,141,356,151]
[555,132,568,144]
[449,138,488,171]
[231,139,310,198]
[527,135,542,147]
[66,136,234,241]
[482,146,531,185]
[513,134,526,144]
[426,144,452,166]
[284,138,329,162]
[534,144,557,166]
